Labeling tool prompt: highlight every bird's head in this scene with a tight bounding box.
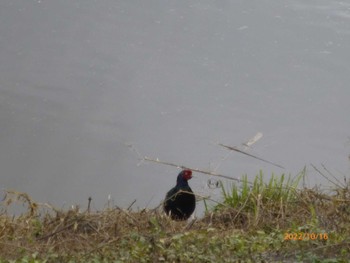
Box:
[181,169,192,181]
[176,169,192,186]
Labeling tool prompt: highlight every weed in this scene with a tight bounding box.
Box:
[1,170,350,262]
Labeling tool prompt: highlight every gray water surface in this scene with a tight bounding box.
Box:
[1,0,350,213]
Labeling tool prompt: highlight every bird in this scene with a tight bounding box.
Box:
[163,169,196,220]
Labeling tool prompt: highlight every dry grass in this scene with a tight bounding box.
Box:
[1,177,350,262]
[1,190,207,261]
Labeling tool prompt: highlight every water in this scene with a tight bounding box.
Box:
[1,0,349,215]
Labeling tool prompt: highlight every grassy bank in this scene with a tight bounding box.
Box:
[1,170,350,262]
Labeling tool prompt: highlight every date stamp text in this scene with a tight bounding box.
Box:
[284,232,328,241]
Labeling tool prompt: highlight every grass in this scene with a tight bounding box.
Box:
[1,169,350,262]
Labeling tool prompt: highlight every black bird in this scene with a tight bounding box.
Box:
[164,169,196,220]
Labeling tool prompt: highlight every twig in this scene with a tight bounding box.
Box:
[115,206,139,225]
[212,132,263,173]
[37,220,79,241]
[87,197,92,214]
[184,218,197,231]
[143,156,251,183]
[127,199,136,211]
[242,132,263,150]
[311,163,341,188]
[321,163,344,188]
[218,143,285,169]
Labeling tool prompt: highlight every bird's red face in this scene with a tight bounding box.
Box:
[182,169,192,181]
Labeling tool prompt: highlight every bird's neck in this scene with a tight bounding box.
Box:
[177,179,189,188]
[176,176,188,187]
